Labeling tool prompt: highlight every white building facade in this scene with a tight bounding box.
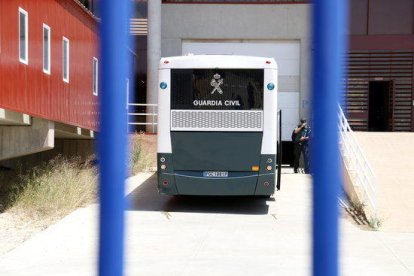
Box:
[160,2,311,141]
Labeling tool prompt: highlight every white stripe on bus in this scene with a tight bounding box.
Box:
[162,172,275,180]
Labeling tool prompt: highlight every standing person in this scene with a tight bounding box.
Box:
[293,118,311,173]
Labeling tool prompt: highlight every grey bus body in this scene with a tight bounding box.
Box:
[157,55,278,196]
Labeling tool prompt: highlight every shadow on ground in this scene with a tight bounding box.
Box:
[126,174,271,215]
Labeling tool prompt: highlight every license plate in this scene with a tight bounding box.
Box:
[203,171,228,178]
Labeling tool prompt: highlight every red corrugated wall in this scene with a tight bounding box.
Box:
[0,0,99,131]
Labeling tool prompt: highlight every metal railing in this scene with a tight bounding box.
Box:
[128,103,158,133]
[338,105,378,221]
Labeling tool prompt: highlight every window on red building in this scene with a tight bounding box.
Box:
[43,24,51,74]
[18,8,28,64]
[63,37,70,83]
[93,57,98,96]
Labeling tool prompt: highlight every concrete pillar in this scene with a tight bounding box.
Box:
[300,38,312,120]
[146,0,161,133]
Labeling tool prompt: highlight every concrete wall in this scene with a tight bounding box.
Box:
[353,132,414,231]
[0,118,54,161]
[0,139,96,170]
[161,3,312,118]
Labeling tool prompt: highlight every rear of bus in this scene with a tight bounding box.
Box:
[157,55,278,196]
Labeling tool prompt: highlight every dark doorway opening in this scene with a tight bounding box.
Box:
[368,81,393,131]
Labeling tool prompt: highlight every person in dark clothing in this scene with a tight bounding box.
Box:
[293,118,311,174]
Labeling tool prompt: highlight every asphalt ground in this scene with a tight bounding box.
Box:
[0,171,413,275]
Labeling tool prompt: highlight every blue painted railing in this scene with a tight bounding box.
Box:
[312,1,348,275]
[99,0,132,275]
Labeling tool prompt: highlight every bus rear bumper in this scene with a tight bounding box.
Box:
[157,153,276,196]
[157,172,275,196]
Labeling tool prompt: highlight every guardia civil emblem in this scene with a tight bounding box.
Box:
[210,73,224,94]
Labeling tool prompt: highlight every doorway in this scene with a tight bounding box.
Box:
[368,81,393,131]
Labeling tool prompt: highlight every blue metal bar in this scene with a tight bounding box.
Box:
[99,0,132,275]
[312,1,348,275]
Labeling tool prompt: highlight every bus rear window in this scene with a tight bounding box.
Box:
[171,69,264,110]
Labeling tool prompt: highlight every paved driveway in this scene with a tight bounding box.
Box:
[0,172,413,275]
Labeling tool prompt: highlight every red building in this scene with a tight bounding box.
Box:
[0,0,99,160]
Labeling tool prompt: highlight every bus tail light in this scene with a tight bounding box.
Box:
[263,181,270,187]
[162,180,169,186]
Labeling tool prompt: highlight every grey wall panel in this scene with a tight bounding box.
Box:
[161,3,311,119]
[162,4,310,39]
[279,76,300,92]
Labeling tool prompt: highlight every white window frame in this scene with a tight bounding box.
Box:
[93,57,98,96]
[62,37,69,83]
[43,24,51,74]
[18,7,28,64]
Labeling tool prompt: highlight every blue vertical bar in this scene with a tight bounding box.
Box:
[312,1,348,276]
[99,0,131,275]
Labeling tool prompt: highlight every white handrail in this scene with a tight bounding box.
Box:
[128,103,158,133]
[338,105,378,221]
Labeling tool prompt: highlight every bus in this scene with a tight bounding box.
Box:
[157,55,280,196]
